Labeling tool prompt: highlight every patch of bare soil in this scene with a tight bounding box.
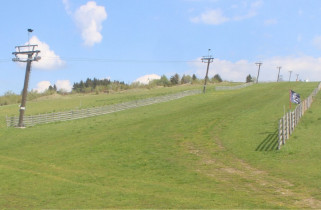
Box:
[183,136,321,209]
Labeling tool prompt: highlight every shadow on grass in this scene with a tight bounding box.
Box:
[256,130,279,151]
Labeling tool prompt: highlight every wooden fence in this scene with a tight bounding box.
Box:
[215,82,253,91]
[6,89,202,127]
[278,83,321,149]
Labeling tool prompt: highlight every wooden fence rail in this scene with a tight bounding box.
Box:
[6,89,202,128]
[278,83,321,150]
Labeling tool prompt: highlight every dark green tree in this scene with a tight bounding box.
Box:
[246,74,253,83]
[181,74,192,84]
[212,74,223,83]
[170,74,180,85]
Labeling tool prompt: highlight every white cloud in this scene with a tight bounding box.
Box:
[264,18,277,26]
[33,81,51,93]
[74,1,107,46]
[62,0,72,15]
[233,0,262,21]
[191,0,262,25]
[134,74,161,85]
[313,36,321,49]
[16,36,65,70]
[56,80,72,92]
[190,56,321,82]
[190,9,229,25]
[192,58,255,82]
[297,34,302,42]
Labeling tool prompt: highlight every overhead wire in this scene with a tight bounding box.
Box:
[0,57,201,64]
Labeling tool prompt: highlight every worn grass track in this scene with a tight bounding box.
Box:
[0,82,320,208]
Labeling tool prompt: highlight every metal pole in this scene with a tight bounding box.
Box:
[18,54,32,127]
[289,71,292,82]
[277,66,281,82]
[203,59,211,93]
[255,62,262,84]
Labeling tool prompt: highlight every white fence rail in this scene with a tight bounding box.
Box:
[278,83,321,149]
[215,82,253,91]
[6,89,202,127]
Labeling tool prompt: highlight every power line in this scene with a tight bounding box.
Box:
[0,56,200,63]
[59,57,200,63]
[0,58,12,62]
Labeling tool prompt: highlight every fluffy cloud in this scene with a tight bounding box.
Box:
[134,74,161,85]
[190,56,321,82]
[62,0,72,15]
[191,0,262,25]
[190,9,229,25]
[233,0,263,21]
[16,36,65,70]
[264,19,278,26]
[56,80,73,92]
[33,81,51,93]
[192,58,255,82]
[313,36,321,49]
[74,1,107,46]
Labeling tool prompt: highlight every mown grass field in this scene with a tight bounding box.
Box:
[0,82,320,208]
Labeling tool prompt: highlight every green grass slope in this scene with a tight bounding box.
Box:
[0,82,320,208]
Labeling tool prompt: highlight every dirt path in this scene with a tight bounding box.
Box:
[183,134,321,209]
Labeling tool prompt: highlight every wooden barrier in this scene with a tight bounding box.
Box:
[6,89,202,127]
[278,83,321,149]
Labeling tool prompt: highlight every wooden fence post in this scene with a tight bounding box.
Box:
[278,118,282,150]
[289,112,292,135]
[282,116,286,145]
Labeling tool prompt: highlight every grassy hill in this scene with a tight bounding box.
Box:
[0,82,320,208]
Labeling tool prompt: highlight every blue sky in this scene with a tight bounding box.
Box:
[1,0,321,94]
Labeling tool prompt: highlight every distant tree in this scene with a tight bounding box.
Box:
[212,74,223,83]
[85,78,93,88]
[170,74,180,85]
[156,75,170,87]
[46,85,56,95]
[246,74,253,83]
[181,74,192,84]
[192,74,197,81]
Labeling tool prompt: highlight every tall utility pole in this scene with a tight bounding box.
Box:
[12,29,41,127]
[288,70,293,82]
[202,49,214,93]
[255,62,262,84]
[277,66,282,82]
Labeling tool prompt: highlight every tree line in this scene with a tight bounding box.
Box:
[71,73,224,94]
[1,72,257,106]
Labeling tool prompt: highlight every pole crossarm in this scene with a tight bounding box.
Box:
[12,45,41,62]
[201,56,214,63]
